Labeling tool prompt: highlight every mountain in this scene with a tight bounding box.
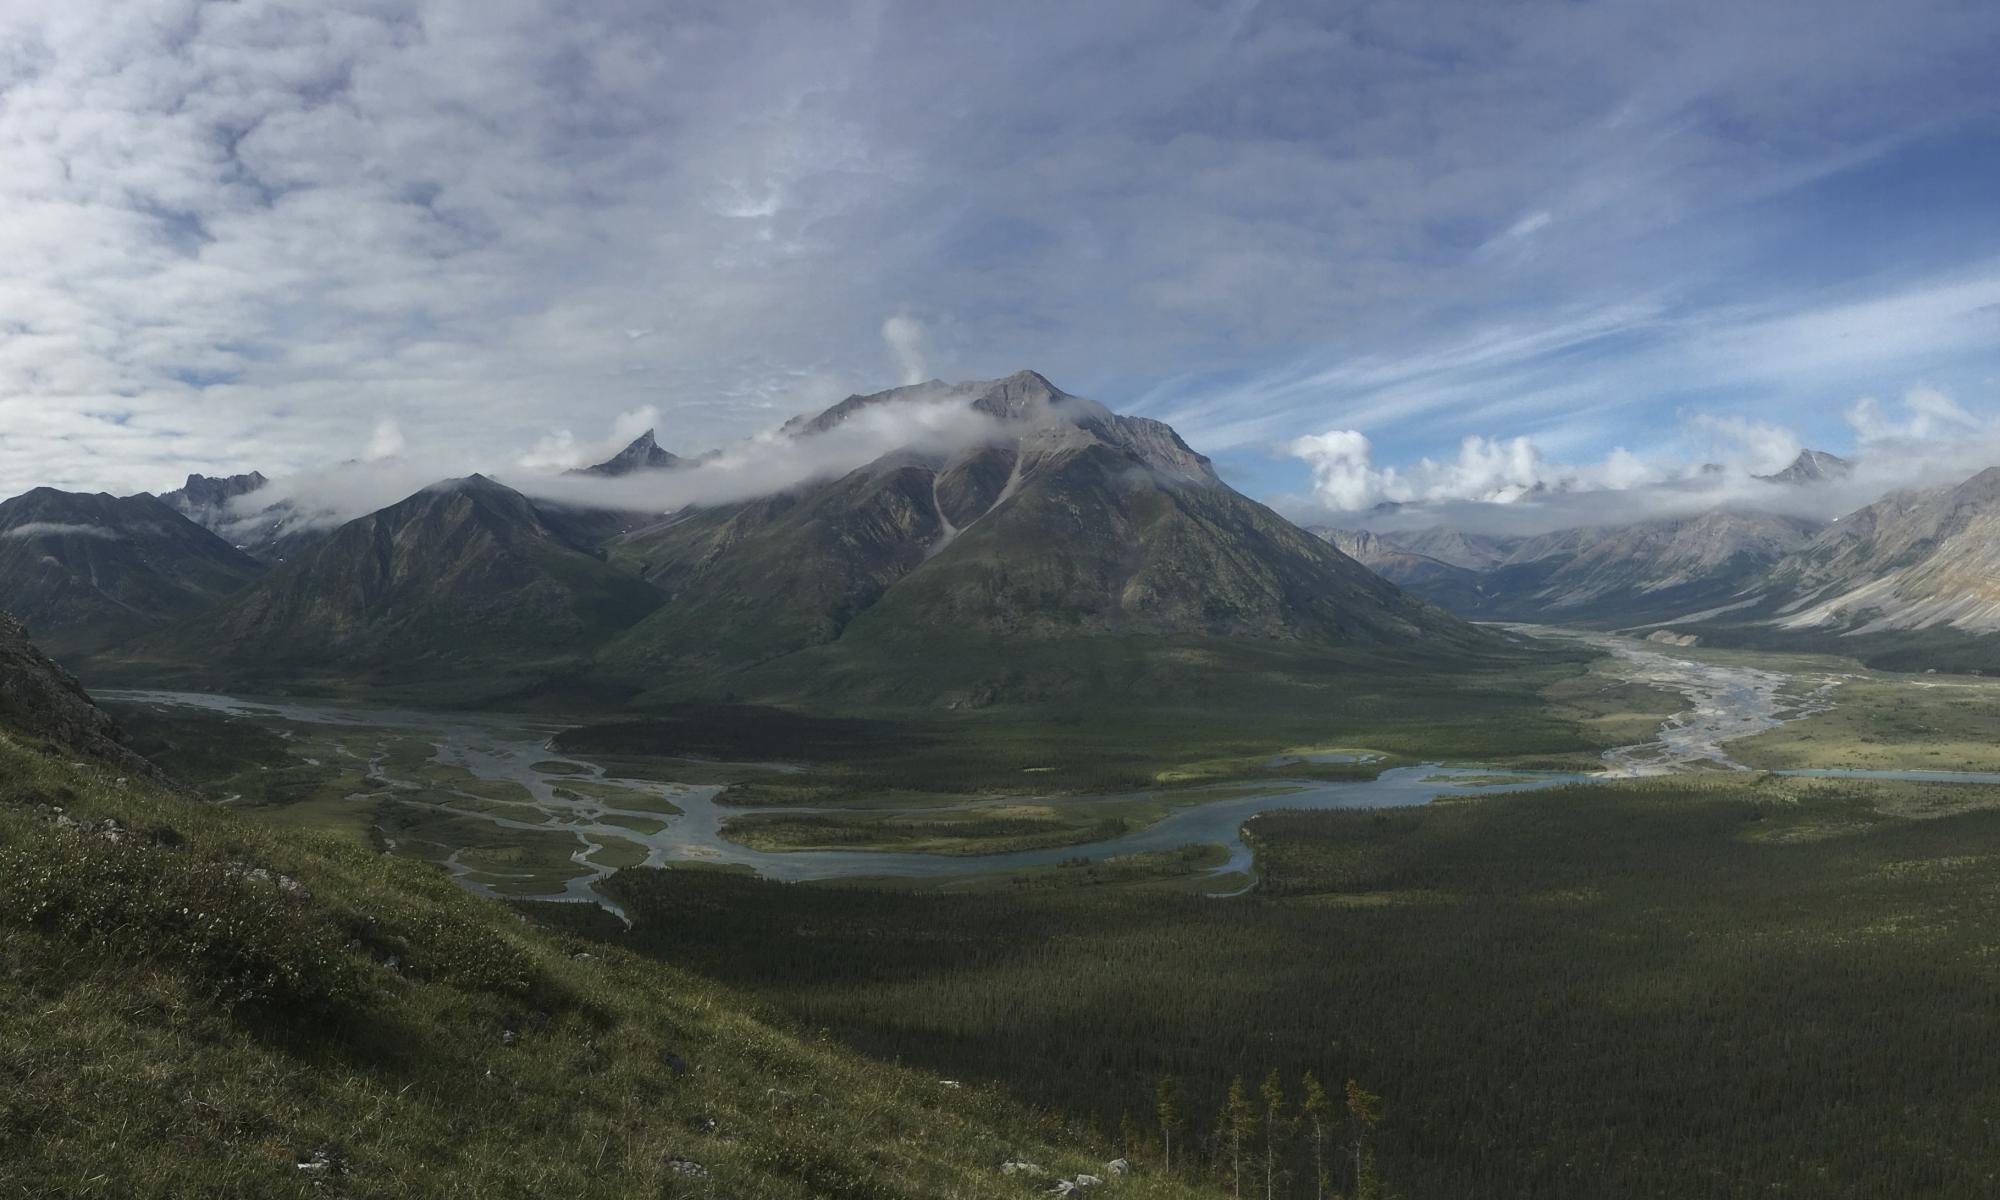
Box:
[1329,509,1822,628]
[0,488,264,655]
[1753,467,2000,636]
[118,475,663,693]
[1315,528,1489,612]
[156,469,338,562]
[1488,509,1821,622]
[1379,526,1517,571]
[602,370,1494,705]
[158,470,269,525]
[574,429,685,477]
[0,628,1184,1195]
[1756,449,1851,486]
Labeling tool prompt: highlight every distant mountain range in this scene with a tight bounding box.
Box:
[17,371,1495,705]
[20,404,2000,697]
[1319,448,2000,671]
[1321,508,1823,627]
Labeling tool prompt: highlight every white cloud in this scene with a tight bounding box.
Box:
[1847,385,1982,445]
[1,522,121,539]
[0,0,1996,504]
[1288,428,1664,511]
[363,419,406,462]
[881,315,929,388]
[516,429,582,472]
[1684,413,1802,475]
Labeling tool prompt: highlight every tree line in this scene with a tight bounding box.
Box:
[1142,1072,1388,1200]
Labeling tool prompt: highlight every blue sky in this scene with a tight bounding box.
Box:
[1,0,1997,525]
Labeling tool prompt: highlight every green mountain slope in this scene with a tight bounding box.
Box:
[0,487,264,656]
[112,475,662,695]
[0,621,1205,1197]
[602,371,1493,705]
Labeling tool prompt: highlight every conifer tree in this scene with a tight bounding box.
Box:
[1301,1072,1333,1200]
[1220,1075,1259,1199]
[1156,1077,1187,1175]
[1261,1069,1291,1200]
[1344,1080,1383,1200]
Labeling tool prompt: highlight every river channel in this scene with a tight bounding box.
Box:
[98,633,2000,910]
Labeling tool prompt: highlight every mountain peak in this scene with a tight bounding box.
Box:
[1757,449,1851,486]
[574,429,685,477]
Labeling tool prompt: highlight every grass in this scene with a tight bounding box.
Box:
[0,728,1220,1199]
[561,771,2000,1200]
[561,650,1655,808]
[1730,670,2000,772]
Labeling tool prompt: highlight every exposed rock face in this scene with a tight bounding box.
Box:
[1763,466,2000,635]
[158,471,270,526]
[0,613,155,773]
[155,470,335,563]
[0,488,265,654]
[574,430,685,477]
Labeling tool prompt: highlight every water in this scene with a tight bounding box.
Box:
[98,638,2000,910]
[102,689,1578,895]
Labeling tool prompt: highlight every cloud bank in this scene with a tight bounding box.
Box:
[221,389,1016,534]
[2,522,122,540]
[1290,385,2000,537]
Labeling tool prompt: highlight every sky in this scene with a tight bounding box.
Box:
[2,0,1999,529]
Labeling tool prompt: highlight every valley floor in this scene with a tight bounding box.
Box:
[75,632,2000,1197]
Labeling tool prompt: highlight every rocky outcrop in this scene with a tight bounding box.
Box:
[0,613,156,775]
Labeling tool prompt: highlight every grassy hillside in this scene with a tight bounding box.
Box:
[0,727,1215,1198]
[562,773,2000,1200]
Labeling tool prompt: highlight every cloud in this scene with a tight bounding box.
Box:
[1288,428,1663,512]
[1684,413,1802,475]
[516,429,582,472]
[363,420,406,462]
[1287,381,2000,538]
[1847,385,1983,445]
[513,390,1009,516]
[0,0,1996,506]
[1,522,121,539]
[881,315,929,388]
[216,387,1014,534]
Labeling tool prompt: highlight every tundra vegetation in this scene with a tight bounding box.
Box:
[551,772,2000,1200]
[0,725,1217,1199]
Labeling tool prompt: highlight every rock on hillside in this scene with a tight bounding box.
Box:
[0,613,155,774]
